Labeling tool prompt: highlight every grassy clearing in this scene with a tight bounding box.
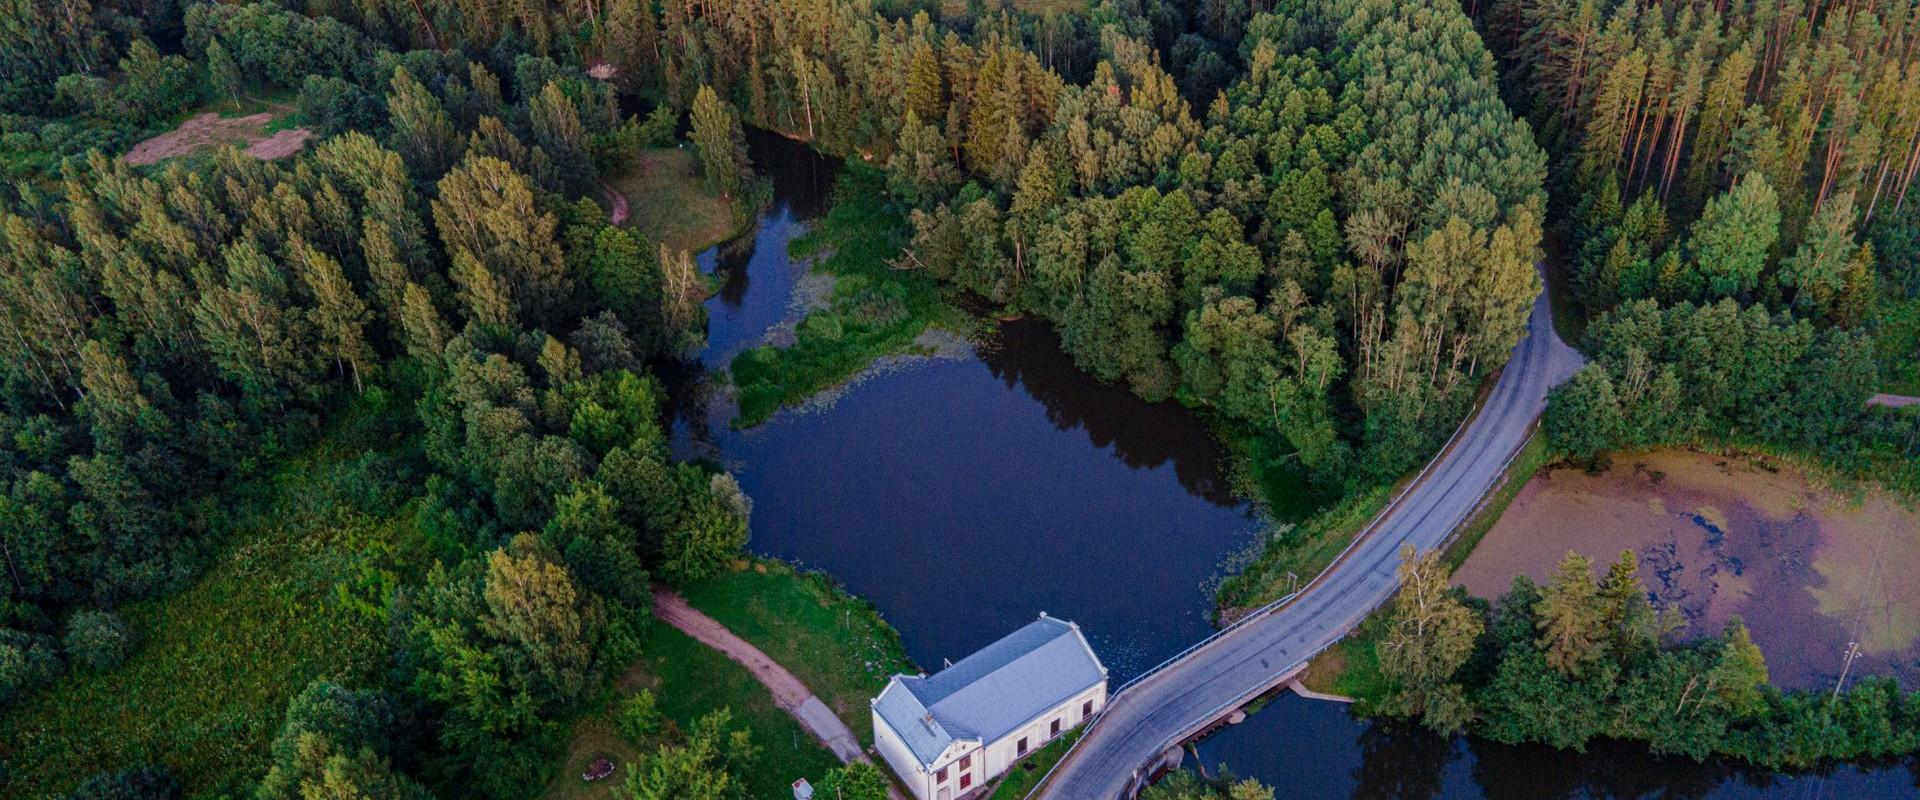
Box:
[986,727,1083,800]
[1441,432,1553,572]
[678,559,916,743]
[541,624,844,800]
[728,167,966,427]
[611,148,740,253]
[0,400,424,798]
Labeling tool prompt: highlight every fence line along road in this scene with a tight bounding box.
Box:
[1032,282,1585,800]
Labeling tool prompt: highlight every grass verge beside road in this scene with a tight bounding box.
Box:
[988,727,1083,800]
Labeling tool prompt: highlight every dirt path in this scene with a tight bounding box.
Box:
[1869,393,1919,408]
[652,589,907,797]
[124,111,311,166]
[602,180,630,226]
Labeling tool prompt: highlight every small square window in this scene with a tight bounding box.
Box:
[960,774,973,790]
[936,766,948,783]
[1082,700,1093,717]
[1017,737,1029,756]
[959,754,971,771]
[1050,718,1061,737]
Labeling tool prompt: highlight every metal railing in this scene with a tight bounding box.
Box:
[1019,394,1493,800]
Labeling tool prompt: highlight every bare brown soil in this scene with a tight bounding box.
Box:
[1455,449,1920,689]
[124,111,311,166]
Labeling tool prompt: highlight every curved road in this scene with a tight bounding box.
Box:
[1037,286,1585,799]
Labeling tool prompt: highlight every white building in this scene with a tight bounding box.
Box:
[871,614,1108,800]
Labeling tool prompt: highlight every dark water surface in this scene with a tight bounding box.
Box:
[671,131,1920,798]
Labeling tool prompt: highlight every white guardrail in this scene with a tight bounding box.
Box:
[1022,388,1542,800]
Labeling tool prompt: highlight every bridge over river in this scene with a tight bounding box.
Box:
[1032,285,1586,799]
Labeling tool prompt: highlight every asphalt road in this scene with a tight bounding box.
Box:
[1037,287,1585,799]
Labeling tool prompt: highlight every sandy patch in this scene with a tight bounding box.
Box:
[1455,449,1920,689]
[124,111,311,166]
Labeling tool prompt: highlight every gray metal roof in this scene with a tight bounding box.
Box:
[874,615,1106,767]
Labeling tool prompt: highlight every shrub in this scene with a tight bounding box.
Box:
[615,688,660,745]
[0,628,64,705]
[64,610,139,672]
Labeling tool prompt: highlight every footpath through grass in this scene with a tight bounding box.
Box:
[0,399,425,798]
[728,167,966,427]
[543,624,846,800]
[678,559,916,743]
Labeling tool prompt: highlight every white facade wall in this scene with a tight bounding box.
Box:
[917,681,1108,799]
[873,709,931,800]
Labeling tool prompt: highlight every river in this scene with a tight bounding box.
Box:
[664,130,1920,798]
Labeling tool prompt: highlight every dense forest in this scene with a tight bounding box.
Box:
[3,0,1913,794]
[1470,0,1920,478]
[652,0,1548,487]
[0,0,1550,793]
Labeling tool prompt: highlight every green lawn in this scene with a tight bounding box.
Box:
[542,624,845,800]
[612,148,741,253]
[0,401,425,799]
[729,167,967,427]
[1294,610,1390,705]
[678,560,917,743]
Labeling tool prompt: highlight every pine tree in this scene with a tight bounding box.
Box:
[1536,550,1605,675]
[1687,172,1780,300]
[906,43,944,123]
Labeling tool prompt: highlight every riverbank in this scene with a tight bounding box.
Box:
[542,560,912,800]
[726,167,970,428]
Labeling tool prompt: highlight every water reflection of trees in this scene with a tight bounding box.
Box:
[977,319,1242,507]
[1350,723,1452,799]
[744,128,834,220]
[1465,737,1733,800]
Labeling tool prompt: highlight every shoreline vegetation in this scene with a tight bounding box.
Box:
[726,167,970,428]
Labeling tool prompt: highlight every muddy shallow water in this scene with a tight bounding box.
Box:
[1456,448,1920,689]
[665,130,1920,797]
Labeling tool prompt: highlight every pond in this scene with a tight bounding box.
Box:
[665,130,1920,798]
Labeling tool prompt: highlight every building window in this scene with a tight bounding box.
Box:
[960,774,973,790]
[936,766,948,783]
[1050,718,1062,737]
[1017,737,1029,756]
[959,754,971,771]
[1083,700,1093,718]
